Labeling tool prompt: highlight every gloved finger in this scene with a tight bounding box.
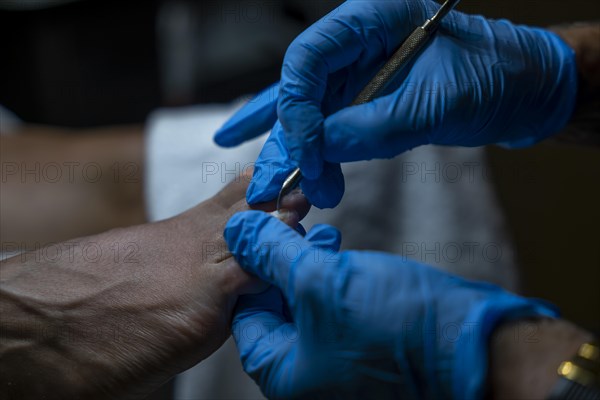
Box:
[304,224,342,253]
[246,122,297,204]
[247,124,345,209]
[321,91,430,162]
[214,82,279,147]
[225,210,324,306]
[278,1,426,179]
[232,286,296,391]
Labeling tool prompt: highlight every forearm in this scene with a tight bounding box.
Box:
[549,22,600,145]
[489,318,595,399]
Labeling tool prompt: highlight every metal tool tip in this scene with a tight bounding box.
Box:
[276,168,303,211]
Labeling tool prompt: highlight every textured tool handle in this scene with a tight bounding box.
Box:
[352,26,432,105]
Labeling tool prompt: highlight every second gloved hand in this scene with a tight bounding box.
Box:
[225,211,558,399]
[215,0,577,207]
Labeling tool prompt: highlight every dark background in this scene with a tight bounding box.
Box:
[0,0,342,126]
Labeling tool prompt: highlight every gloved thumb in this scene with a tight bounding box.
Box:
[214,82,279,147]
[225,211,341,307]
[225,210,310,302]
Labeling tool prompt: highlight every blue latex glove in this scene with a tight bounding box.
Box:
[225,211,558,400]
[215,83,344,208]
[216,83,345,208]
[246,120,345,208]
[215,0,577,207]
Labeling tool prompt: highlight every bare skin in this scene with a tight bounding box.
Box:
[0,175,310,399]
[551,23,600,91]
[489,318,594,399]
[550,22,600,145]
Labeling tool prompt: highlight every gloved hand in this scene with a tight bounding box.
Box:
[215,0,577,208]
[225,211,558,399]
[215,82,345,208]
[242,119,345,208]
